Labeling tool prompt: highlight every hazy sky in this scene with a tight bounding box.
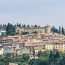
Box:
[0,0,65,27]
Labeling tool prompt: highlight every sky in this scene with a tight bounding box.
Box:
[0,0,65,27]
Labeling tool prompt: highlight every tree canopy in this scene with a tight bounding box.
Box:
[6,23,16,35]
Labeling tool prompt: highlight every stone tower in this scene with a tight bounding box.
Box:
[45,25,52,34]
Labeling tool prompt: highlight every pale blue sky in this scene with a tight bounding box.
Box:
[0,0,65,27]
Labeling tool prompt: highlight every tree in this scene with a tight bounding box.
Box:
[51,26,59,33]
[29,59,40,65]
[2,24,7,30]
[62,26,65,35]
[27,25,30,28]
[0,24,2,29]
[6,23,16,35]
[17,24,21,27]
[34,25,37,28]
[59,56,65,65]
[48,51,60,65]
[22,54,30,62]
[29,59,48,65]
[59,26,62,34]
[22,24,26,28]
[3,54,11,65]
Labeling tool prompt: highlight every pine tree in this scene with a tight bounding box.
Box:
[62,26,65,35]
[59,26,62,34]
[6,23,16,35]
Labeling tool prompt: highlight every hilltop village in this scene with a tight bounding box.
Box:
[0,23,65,58]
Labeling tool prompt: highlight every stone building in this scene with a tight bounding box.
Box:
[16,25,52,35]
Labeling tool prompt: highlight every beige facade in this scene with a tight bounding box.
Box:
[0,31,65,55]
[45,43,65,52]
[16,25,52,35]
[0,47,4,55]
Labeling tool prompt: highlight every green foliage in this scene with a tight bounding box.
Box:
[62,26,65,35]
[0,52,65,65]
[22,54,30,62]
[48,51,61,65]
[59,56,65,65]
[30,51,60,65]
[51,26,65,35]
[38,51,49,61]
[0,62,5,65]
[51,26,59,33]
[6,23,16,35]
[29,59,48,65]
[29,59,40,65]
[22,24,26,28]
[27,24,30,28]
[34,25,38,28]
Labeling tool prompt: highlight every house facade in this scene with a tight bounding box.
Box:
[16,25,52,35]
